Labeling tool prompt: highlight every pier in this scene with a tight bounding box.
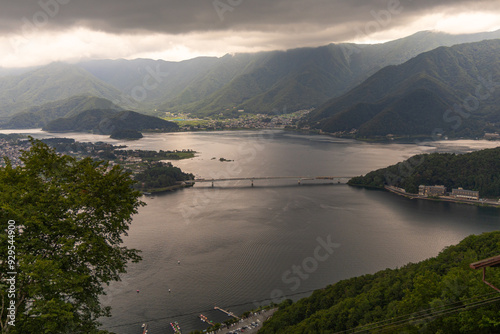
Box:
[214,306,240,320]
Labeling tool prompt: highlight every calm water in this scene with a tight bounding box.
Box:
[6,129,500,333]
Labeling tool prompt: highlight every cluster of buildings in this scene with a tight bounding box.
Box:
[174,110,312,131]
[418,185,480,201]
[0,138,31,167]
[484,133,500,140]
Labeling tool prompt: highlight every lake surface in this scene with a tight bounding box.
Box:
[6,129,500,333]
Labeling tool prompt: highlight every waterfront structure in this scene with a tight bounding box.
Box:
[418,185,446,197]
[452,187,479,200]
[484,133,500,140]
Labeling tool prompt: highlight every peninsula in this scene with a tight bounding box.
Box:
[348,147,500,207]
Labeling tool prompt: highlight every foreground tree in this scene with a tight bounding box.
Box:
[0,139,143,333]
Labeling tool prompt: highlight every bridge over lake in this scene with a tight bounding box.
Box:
[186,176,355,187]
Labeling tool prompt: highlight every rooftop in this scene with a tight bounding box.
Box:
[470,255,500,270]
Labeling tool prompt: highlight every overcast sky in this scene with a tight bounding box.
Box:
[1,0,499,68]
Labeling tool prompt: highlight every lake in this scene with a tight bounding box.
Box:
[7,129,500,333]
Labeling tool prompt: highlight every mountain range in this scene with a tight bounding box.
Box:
[0,30,499,139]
[0,30,499,125]
[307,39,500,138]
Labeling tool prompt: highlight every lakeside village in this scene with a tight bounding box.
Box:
[0,136,195,189]
[164,110,500,142]
[385,184,500,207]
[164,109,312,131]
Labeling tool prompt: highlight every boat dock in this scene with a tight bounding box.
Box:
[170,321,182,334]
[199,313,214,324]
[214,306,240,320]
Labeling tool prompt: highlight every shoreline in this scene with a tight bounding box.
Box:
[3,127,500,145]
[140,183,194,195]
[384,185,500,208]
[206,308,277,334]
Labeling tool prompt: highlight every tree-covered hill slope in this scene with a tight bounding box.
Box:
[347,147,500,197]
[0,63,123,117]
[306,39,500,138]
[259,231,500,333]
[42,109,178,134]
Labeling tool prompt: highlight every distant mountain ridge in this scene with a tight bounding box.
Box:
[160,30,500,117]
[306,39,500,138]
[0,29,499,121]
[77,57,220,108]
[0,63,122,118]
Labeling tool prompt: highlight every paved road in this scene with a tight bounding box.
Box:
[385,186,500,207]
[210,308,277,334]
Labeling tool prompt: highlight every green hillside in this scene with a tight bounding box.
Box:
[161,30,500,117]
[42,109,178,134]
[78,57,219,108]
[0,63,122,117]
[307,39,500,138]
[1,31,499,120]
[1,31,500,120]
[3,96,122,129]
[348,147,500,197]
[259,231,500,333]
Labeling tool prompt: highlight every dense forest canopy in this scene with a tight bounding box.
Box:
[42,109,178,135]
[307,39,500,138]
[133,162,194,191]
[0,140,143,333]
[259,231,500,333]
[348,147,500,197]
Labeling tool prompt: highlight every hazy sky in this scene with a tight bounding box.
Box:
[1,0,499,68]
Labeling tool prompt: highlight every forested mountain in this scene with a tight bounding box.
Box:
[0,66,35,77]
[306,39,500,138]
[259,231,500,333]
[163,30,500,117]
[0,30,499,121]
[348,147,500,197]
[78,57,220,108]
[3,96,123,129]
[0,63,122,118]
[42,109,178,134]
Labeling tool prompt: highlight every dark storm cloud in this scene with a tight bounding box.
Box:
[1,0,499,39]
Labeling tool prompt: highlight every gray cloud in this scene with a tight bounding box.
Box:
[1,0,499,68]
[1,0,499,40]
